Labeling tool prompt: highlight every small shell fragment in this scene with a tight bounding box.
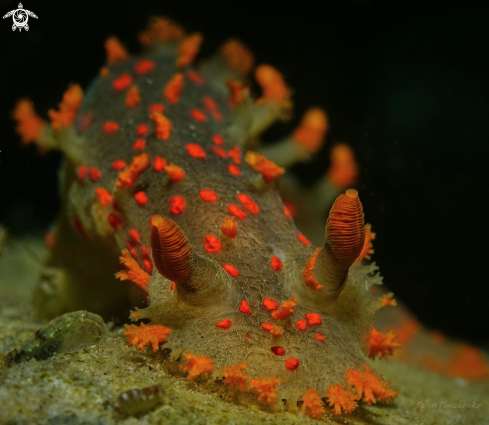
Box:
[113,384,165,417]
[0,310,106,369]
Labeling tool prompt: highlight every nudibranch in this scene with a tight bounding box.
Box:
[13,17,398,417]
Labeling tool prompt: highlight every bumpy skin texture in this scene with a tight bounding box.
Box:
[23,27,387,405]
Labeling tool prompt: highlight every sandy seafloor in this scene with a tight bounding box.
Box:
[0,235,488,425]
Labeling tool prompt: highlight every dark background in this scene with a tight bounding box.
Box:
[1,0,488,345]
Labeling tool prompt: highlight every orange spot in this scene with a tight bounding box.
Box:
[181,352,214,381]
[186,143,207,158]
[132,139,146,150]
[285,358,300,371]
[347,365,397,405]
[134,59,156,75]
[95,188,111,206]
[296,319,307,331]
[77,165,88,181]
[150,110,172,140]
[123,323,171,352]
[108,213,122,229]
[263,298,278,311]
[176,33,203,67]
[89,167,101,181]
[226,79,246,107]
[297,233,311,246]
[305,313,322,326]
[380,294,397,307]
[326,189,365,269]
[12,99,47,145]
[117,152,150,189]
[302,248,323,290]
[116,249,151,291]
[200,189,218,202]
[222,264,239,277]
[270,256,283,271]
[216,319,232,329]
[228,204,247,220]
[134,191,148,206]
[104,36,128,64]
[125,85,141,108]
[138,16,185,47]
[228,165,241,176]
[169,196,186,215]
[149,103,165,113]
[356,224,376,262]
[212,134,224,145]
[255,65,291,108]
[326,384,358,415]
[245,151,285,183]
[186,69,205,86]
[227,145,242,164]
[266,324,284,338]
[165,163,185,182]
[221,216,238,238]
[368,328,401,360]
[327,143,359,188]
[153,155,167,172]
[44,232,56,249]
[128,229,140,244]
[314,333,325,342]
[220,39,254,74]
[204,234,221,253]
[136,123,149,136]
[112,73,133,91]
[48,85,84,130]
[301,388,325,418]
[163,73,184,105]
[102,121,119,134]
[237,193,259,214]
[271,297,297,320]
[222,362,249,391]
[151,215,192,283]
[250,376,281,405]
[190,109,207,122]
[111,159,127,171]
[292,108,329,153]
[239,300,252,314]
[211,146,227,158]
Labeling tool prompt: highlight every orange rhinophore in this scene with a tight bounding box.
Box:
[327,143,359,188]
[48,85,84,130]
[151,216,193,283]
[368,328,401,359]
[181,352,214,381]
[302,248,323,290]
[125,85,141,108]
[138,16,185,47]
[356,224,376,262]
[250,376,281,405]
[221,216,238,238]
[12,99,47,145]
[347,365,397,405]
[117,153,150,189]
[116,249,151,292]
[163,73,185,105]
[123,323,171,352]
[292,108,329,153]
[326,384,358,415]
[245,152,285,183]
[176,33,203,67]
[220,39,254,75]
[150,110,173,140]
[104,36,129,64]
[221,362,249,391]
[255,64,292,109]
[301,388,326,419]
[271,297,297,320]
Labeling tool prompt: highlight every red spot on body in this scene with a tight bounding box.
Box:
[95,188,111,206]
[239,300,252,315]
[141,245,150,257]
[128,229,140,244]
[228,204,247,220]
[190,109,207,122]
[111,159,127,171]
[169,196,186,215]
[271,346,286,356]
[90,167,102,181]
[296,319,307,331]
[212,134,224,145]
[136,123,149,136]
[134,191,148,206]
[283,206,293,221]
[72,216,87,238]
[305,313,322,326]
[45,232,56,249]
[153,156,167,172]
[204,234,222,253]
[77,165,88,181]
[200,189,218,202]
[112,73,133,91]
[270,255,283,271]
[211,146,227,158]
[315,333,326,342]
[237,193,259,214]
[297,233,311,245]
[108,213,122,229]
[202,95,223,121]
[170,282,176,290]
[227,146,242,164]
[261,323,273,331]
[228,165,240,176]
[216,319,232,329]
[134,59,156,75]
[165,163,185,182]
[263,298,279,311]
[149,103,165,113]
[102,121,119,134]
[186,69,205,86]
[285,358,300,371]
[186,143,206,158]
[150,110,172,140]
[132,139,146,150]
[143,258,153,274]
[127,241,138,259]
[222,264,239,277]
